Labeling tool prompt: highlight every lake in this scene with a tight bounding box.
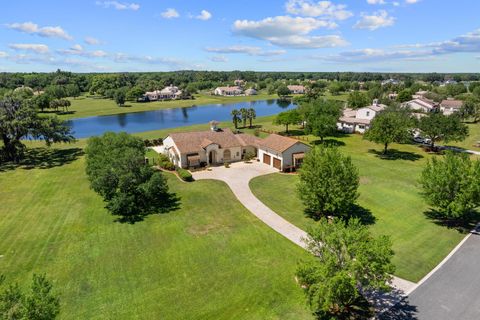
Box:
[67,99,294,138]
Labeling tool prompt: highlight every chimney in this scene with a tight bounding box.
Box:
[373,99,379,106]
[209,120,219,131]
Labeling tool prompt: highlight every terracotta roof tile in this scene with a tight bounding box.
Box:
[259,134,304,153]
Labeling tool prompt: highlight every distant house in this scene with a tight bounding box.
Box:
[234,79,246,87]
[381,79,401,86]
[388,93,398,100]
[337,99,387,134]
[214,86,244,96]
[412,90,429,99]
[145,85,182,101]
[287,85,306,94]
[162,123,310,171]
[402,98,438,113]
[440,99,463,115]
[245,88,257,96]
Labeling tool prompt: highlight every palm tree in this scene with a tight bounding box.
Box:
[231,109,241,129]
[247,108,256,128]
[240,108,248,128]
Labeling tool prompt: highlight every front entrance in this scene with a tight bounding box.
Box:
[209,150,216,164]
[263,154,271,165]
[273,157,281,170]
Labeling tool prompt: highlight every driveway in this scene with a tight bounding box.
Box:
[381,233,480,320]
[191,161,415,294]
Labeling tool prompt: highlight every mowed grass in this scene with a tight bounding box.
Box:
[250,134,467,282]
[0,153,313,319]
[58,92,278,120]
[448,123,480,151]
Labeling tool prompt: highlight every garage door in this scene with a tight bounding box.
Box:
[273,158,281,170]
[263,154,271,165]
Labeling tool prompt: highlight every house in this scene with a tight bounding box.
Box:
[412,90,429,99]
[214,86,244,96]
[162,122,310,171]
[388,93,398,100]
[402,98,438,113]
[234,79,245,87]
[245,88,257,96]
[287,85,306,94]
[145,85,182,101]
[381,79,400,86]
[337,99,387,134]
[440,99,463,115]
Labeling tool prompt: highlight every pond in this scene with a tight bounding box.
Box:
[67,99,294,138]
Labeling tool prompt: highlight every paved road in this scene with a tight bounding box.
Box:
[192,162,415,294]
[381,234,480,320]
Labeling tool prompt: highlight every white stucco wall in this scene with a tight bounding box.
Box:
[258,142,310,170]
[356,107,377,120]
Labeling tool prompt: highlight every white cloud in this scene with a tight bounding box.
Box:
[205,46,286,56]
[285,0,353,20]
[161,8,180,19]
[367,0,386,4]
[84,37,102,45]
[6,22,73,40]
[233,15,346,49]
[209,55,228,62]
[354,10,395,30]
[0,51,8,58]
[405,0,420,4]
[9,43,49,54]
[112,53,201,70]
[196,10,212,21]
[95,1,140,11]
[57,44,107,58]
[316,28,480,63]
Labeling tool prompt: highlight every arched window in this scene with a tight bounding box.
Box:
[223,149,231,161]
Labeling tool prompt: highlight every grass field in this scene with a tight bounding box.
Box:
[249,133,468,282]
[0,149,313,319]
[448,122,480,151]
[57,93,278,120]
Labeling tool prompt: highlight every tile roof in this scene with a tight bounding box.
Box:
[441,99,463,109]
[169,128,242,154]
[259,134,303,153]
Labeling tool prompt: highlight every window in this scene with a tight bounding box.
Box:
[366,111,370,117]
[236,152,240,156]
[359,125,365,129]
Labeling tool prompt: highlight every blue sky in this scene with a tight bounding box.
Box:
[1,0,479,72]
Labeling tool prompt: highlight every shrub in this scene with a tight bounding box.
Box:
[254,129,260,137]
[244,151,255,162]
[176,167,193,182]
[157,154,175,171]
[224,162,230,168]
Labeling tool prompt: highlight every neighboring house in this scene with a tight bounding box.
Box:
[412,90,429,99]
[245,88,257,96]
[145,85,182,101]
[402,98,438,113]
[287,85,306,94]
[440,99,464,115]
[162,123,310,171]
[337,99,387,134]
[257,134,310,171]
[381,79,400,86]
[234,79,245,87]
[214,86,244,96]
[388,92,398,100]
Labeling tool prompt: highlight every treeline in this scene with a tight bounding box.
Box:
[2,69,480,93]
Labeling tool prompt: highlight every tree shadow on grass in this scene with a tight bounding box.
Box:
[424,209,480,233]
[304,204,376,226]
[368,149,424,161]
[311,139,346,147]
[378,297,418,320]
[114,193,181,224]
[0,147,84,172]
[279,129,306,136]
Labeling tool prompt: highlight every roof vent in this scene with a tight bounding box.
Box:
[209,120,219,131]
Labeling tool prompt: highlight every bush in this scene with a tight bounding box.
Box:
[254,129,260,137]
[224,162,230,168]
[244,151,255,162]
[158,154,175,171]
[176,167,193,182]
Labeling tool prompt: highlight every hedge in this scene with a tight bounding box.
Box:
[176,167,193,182]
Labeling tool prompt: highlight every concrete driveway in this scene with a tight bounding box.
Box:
[381,233,480,320]
[191,161,415,295]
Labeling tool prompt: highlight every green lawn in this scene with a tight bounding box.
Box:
[57,93,278,120]
[0,150,313,319]
[250,133,467,282]
[448,123,480,151]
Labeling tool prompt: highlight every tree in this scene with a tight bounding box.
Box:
[0,98,74,162]
[396,89,412,103]
[32,93,52,112]
[461,96,480,123]
[296,218,394,319]
[347,91,369,109]
[304,99,342,143]
[240,107,248,128]
[364,107,414,154]
[65,84,81,99]
[418,113,468,149]
[126,86,144,101]
[231,109,241,129]
[298,146,359,220]
[0,274,60,320]
[85,132,173,221]
[420,152,480,220]
[114,90,126,107]
[277,85,291,99]
[274,109,301,133]
[247,108,256,128]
